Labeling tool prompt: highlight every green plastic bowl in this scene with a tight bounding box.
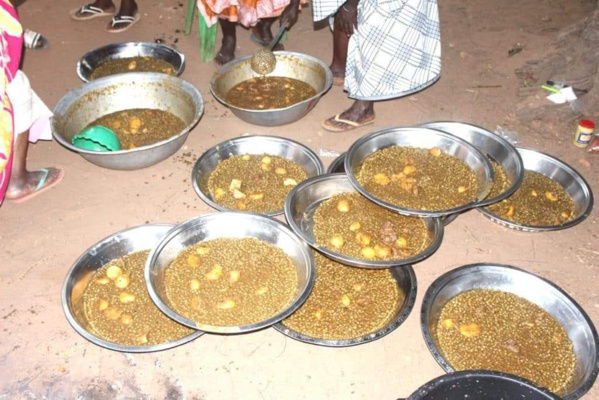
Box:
[72,126,121,152]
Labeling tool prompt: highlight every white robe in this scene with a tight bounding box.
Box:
[312,0,441,100]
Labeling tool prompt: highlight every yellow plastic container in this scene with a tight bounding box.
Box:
[573,119,595,148]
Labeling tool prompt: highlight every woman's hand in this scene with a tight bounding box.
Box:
[336,0,358,36]
[280,0,301,28]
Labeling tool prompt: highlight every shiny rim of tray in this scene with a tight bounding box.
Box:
[327,152,460,226]
[344,126,494,217]
[417,121,524,207]
[191,135,324,217]
[77,41,186,82]
[145,211,316,334]
[420,263,599,400]
[477,147,594,232]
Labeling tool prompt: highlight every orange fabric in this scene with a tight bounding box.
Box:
[198,0,301,28]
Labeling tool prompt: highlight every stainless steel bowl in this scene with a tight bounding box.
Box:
[273,263,417,347]
[345,126,494,217]
[326,152,347,175]
[407,370,561,400]
[192,135,324,216]
[284,173,444,268]
[61,224,203,352]
[421,263,599,400]
[210,51,333,126]
[328,152,459,226]
[145,212,316,334]
[418,121,524,207]
[77,41,185,82]
[478,147,594,232]
[52,72,204,170]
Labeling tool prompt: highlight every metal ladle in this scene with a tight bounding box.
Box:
[250,24,288,75]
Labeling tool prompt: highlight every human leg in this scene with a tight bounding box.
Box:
[70,0,115,20]
[215,18,237,67]
[106,0,140,33]
[116,0,137,17]
[4,70,62,202]
[330,13,351,86]
[5,132,63,203]
[250,18,285,50]
[321,100,375,132]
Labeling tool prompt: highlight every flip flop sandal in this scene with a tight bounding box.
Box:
[11,167,65,204]
[70,4,114,21]
[106,14,141,33]
[23,29,48,50]
[321,113,375,132]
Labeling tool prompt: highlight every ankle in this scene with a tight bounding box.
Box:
[93,0,115,9]
[118,2,137,16]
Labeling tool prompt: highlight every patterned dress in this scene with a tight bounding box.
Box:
[198,0,296,28]
[312,0,441,100]
[0,0,22,203]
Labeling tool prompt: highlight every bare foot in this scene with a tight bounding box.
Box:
[214,51,234,67]
[321,113,375,132]
[251,25,272,46]
[339,101,375,124]
[214,40,235,67]
[6,168,64,204]
[251,21,285,50]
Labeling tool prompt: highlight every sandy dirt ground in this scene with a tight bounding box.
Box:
[2,0,599,399]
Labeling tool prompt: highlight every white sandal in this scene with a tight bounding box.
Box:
[69,4,114,21]
[106,14,141,33]
[23,29,48,50]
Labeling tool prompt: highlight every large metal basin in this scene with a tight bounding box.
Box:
[210,51,332,126]
[274,263,417,347]
[327,152,459,226]
[421,263,599,399]
[345,126,494,217]
[418,121,524,207]
[62,224,203,352]
[478,147,594,232]
[192,135,324,217]
[284,173,444,268]
[145,212,316,334]
[77,41,185,82]
[52,72,204,170]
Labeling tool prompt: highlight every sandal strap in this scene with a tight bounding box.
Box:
[80,4,106,14]
[110,15,136,26]
[23,29,42,48]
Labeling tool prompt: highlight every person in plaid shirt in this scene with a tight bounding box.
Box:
[314,0,441,132]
